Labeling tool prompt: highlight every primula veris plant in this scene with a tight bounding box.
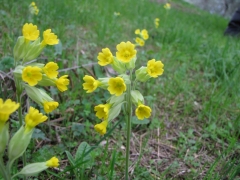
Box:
[0,23,65,179]
[134,29,149,47]
[83,41,164,179]
[29,2,39,15]
[164,3,171,10]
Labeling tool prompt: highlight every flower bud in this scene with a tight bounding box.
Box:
[8,126,33,164]
[15,162,48,177]
[22,38,44,63]
[13,36,29,61]
[125,56,136,70]
[131,90,144,106]
[135,66,151,82]
[111,57,126,74]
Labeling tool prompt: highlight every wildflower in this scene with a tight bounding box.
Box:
[135,37,145,46]
[22,66,42,86]
[135,29,140,35]
[116,41,137,63]
[43,62,59,79]
[94,120,108,135]
[43,101,59,113]
[0,99,19,125]
[135,103,152,120]
[25,107,48,133]
[94,103,111,120]
[55,75,69,92]
[155,18,160,28]
[46,156,59,167]
[22,23,39,41]
[114,12,120,16]
[108,77,126,96]
[82,75,100,93]
[164,3,171,10]
[141,29,149,40]
[29,2,39,15]
[147,59,164,78]
[97,48,114,66]
[41,29,59,47]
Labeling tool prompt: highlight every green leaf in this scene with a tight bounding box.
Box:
[65,151,75,166]
[75,142,91,162]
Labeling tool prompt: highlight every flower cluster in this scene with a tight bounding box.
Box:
[134,29,149,47]
[155,18,160,28]
[13,23,69,114]
[0,98,59,178]
[83,41,164,135]
[29,2,39,15]
[164,3,171,10]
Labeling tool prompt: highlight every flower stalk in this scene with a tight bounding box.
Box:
[125,71,133,180]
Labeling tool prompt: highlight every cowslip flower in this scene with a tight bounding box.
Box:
[46,156,59,167]
[108,77,126,96]
[22,23,39,41]
[55,75,69,92]
[114,12,120,16]
[135,103,152,120]
[16,156,60,177]
[43,62,59,79]
[29,2,39,15]
[135,37,145,47]
[43,101,59,113]
[135,29,140,35]
[41,29,59,47]
[116,41,137,63]
[0,99,19,126]
[97,48,114,66]
[24,107,48,133]
[22,66,42,86]
[147,59,164,78]
[83,75,100,93]
[94,103,111,120]
[94,120,108,135]
[141,29,149,40]
[164,3,171,10]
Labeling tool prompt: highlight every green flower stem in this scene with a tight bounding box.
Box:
[125,70,133,180]
[16,82,26,180]
[0,157,10,180]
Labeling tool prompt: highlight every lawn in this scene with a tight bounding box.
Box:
[0,0,240,179]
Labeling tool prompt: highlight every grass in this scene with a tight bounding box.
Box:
[0,0,240,179]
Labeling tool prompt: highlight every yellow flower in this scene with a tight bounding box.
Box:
[43,62,59,79]
[147,59,164,78]
[82,75,100,93]
[0,99,19,123]
[41,29,59,46]
[141,29,149,40]
[116,41,137,63]
[135,37,145,46]
[135,104,152,120]
[97,48,114,66]
[94,104,111,120]
[108,77,126,96]
[135,29,140,35]
[22,66,42,86]
[43,101,59,113]
[25,107,48,133]
[155,18,160,28]
[55,75,69,92]
[94,120,108,135]
[46,156,59,167]
[22,23,39,41]
[114,12,120,16]
[164,3,171,10]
